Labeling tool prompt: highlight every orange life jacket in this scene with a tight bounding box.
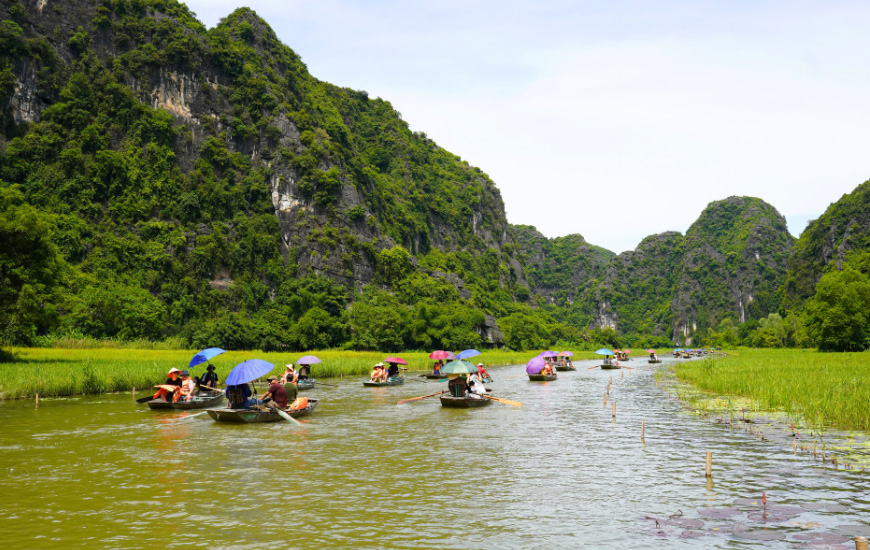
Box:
[290,397,308,410]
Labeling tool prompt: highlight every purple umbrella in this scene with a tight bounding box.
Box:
[296,355,322,364]
[538,350,558,358]
[526,356,547,374]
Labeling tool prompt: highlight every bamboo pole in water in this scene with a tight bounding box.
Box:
[612,402,616,418]
[641,420,645,443]
[856,536,869,550]
[706,451,712,478]
[35,393,39,408]
[603,392,607,406]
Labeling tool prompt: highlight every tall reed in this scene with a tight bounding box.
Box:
[675,349,870,431]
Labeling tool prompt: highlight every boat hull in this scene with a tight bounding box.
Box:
[363,377,404,387]
[599,365,621,370]
[648,360,662,364]
[206,399,319,423]
[554,366,576,371]
[296,379,315,390]
[146,392,224,410]
[528,374,557,381]
[440,395,491,408]
[424,373,445,379]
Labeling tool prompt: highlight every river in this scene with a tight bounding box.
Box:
[2,358,868,548]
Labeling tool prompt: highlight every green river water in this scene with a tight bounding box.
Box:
[2,359,869,548]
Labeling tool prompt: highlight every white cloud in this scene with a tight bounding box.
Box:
[183,0,870,252]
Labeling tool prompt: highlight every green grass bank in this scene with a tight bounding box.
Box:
[675,349,870,432]
[0,348,595,399]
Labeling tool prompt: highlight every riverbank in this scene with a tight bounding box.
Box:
[0,347,594,399]
[674,348,870,432]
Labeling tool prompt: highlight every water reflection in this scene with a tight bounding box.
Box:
[1,359,868,548]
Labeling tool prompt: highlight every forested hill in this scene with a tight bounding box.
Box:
[0,0,546,351]
[783,179,870,308]
[521,197,794,346]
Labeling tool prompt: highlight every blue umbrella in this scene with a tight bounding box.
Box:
[595,348,614,356]
[225,360,274,385]
[296,355,322,364]
[189,347,226,368]
[457,349,481,360]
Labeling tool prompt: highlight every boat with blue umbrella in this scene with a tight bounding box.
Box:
[591,348,620,370]
[141,347,225,409]
[206,360,320,423]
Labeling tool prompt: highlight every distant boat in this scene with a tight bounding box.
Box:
[206,399,319,423]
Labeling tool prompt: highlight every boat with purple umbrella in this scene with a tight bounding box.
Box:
[526,356,557,381]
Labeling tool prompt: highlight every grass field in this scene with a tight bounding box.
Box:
[0,348,596,399]
[675,349,870,432]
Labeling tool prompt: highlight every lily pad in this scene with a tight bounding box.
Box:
[698,507,743,519]
[792,532,850,544]
[748,511,793,523]
[832,524,870,537]
[733,529,787,541]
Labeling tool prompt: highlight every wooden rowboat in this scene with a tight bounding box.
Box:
[363,376,404,387]
[206,399,319,423]
[440,395,491,408]
[528,373,557,381]
[599,364,621,370]
[423,373,445,379]
[146,392,224,410]
[555,365,576,371]
[297,379,315,390]
[648,360,662,364]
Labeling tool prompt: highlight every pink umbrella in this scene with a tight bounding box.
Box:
[557,351,574,357]
[428,350,450,360]
[384,357,407,365]
[645,349,657,353]
[623,349,632,354]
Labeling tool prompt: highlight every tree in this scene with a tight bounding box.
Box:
[0,186,67,345]
[805,267,870,352]
[294,307,345,349]
[346,286,409,351]
[714,317,739,347]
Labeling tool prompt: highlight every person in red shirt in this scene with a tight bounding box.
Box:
[261,376,288,409]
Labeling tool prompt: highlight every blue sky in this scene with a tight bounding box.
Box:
[184,0,870,253]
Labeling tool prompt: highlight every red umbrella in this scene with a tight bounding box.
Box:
[428,350,450,360]
[384,357,408,365]
[645,349,657,353]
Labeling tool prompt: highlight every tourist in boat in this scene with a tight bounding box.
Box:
[649,352,658,361]
[467,372,486,398]
[603,355,613,367]
[432,360,443,376]
[200,364,219,388]
[283,375,298,407]
[178,370,196,401]
[386,362,400,379]
[152,368,183,402]
[297,364,311,381]
[281,364,298,384]
[261,376,288,410]
[225,383,256,409]
[476,363,490,380]
[447,374,468,397]
[370,362,385,382]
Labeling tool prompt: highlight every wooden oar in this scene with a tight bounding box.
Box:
[587,365,601,370]
[397,391,447,405]
[136,395,155,403]
[484,395,522,407]
[174,411,209,421]
[268,404,302,426]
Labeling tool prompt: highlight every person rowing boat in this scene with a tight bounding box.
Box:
[447,374,468,397]
[152,368,183,402]
[200,364,219,388]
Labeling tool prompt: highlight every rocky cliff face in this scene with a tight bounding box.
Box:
[783,180,870,308]
[0,0,527,344]
[509,224,613,306]
[594,231,685,335]
[669,196,792,343]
